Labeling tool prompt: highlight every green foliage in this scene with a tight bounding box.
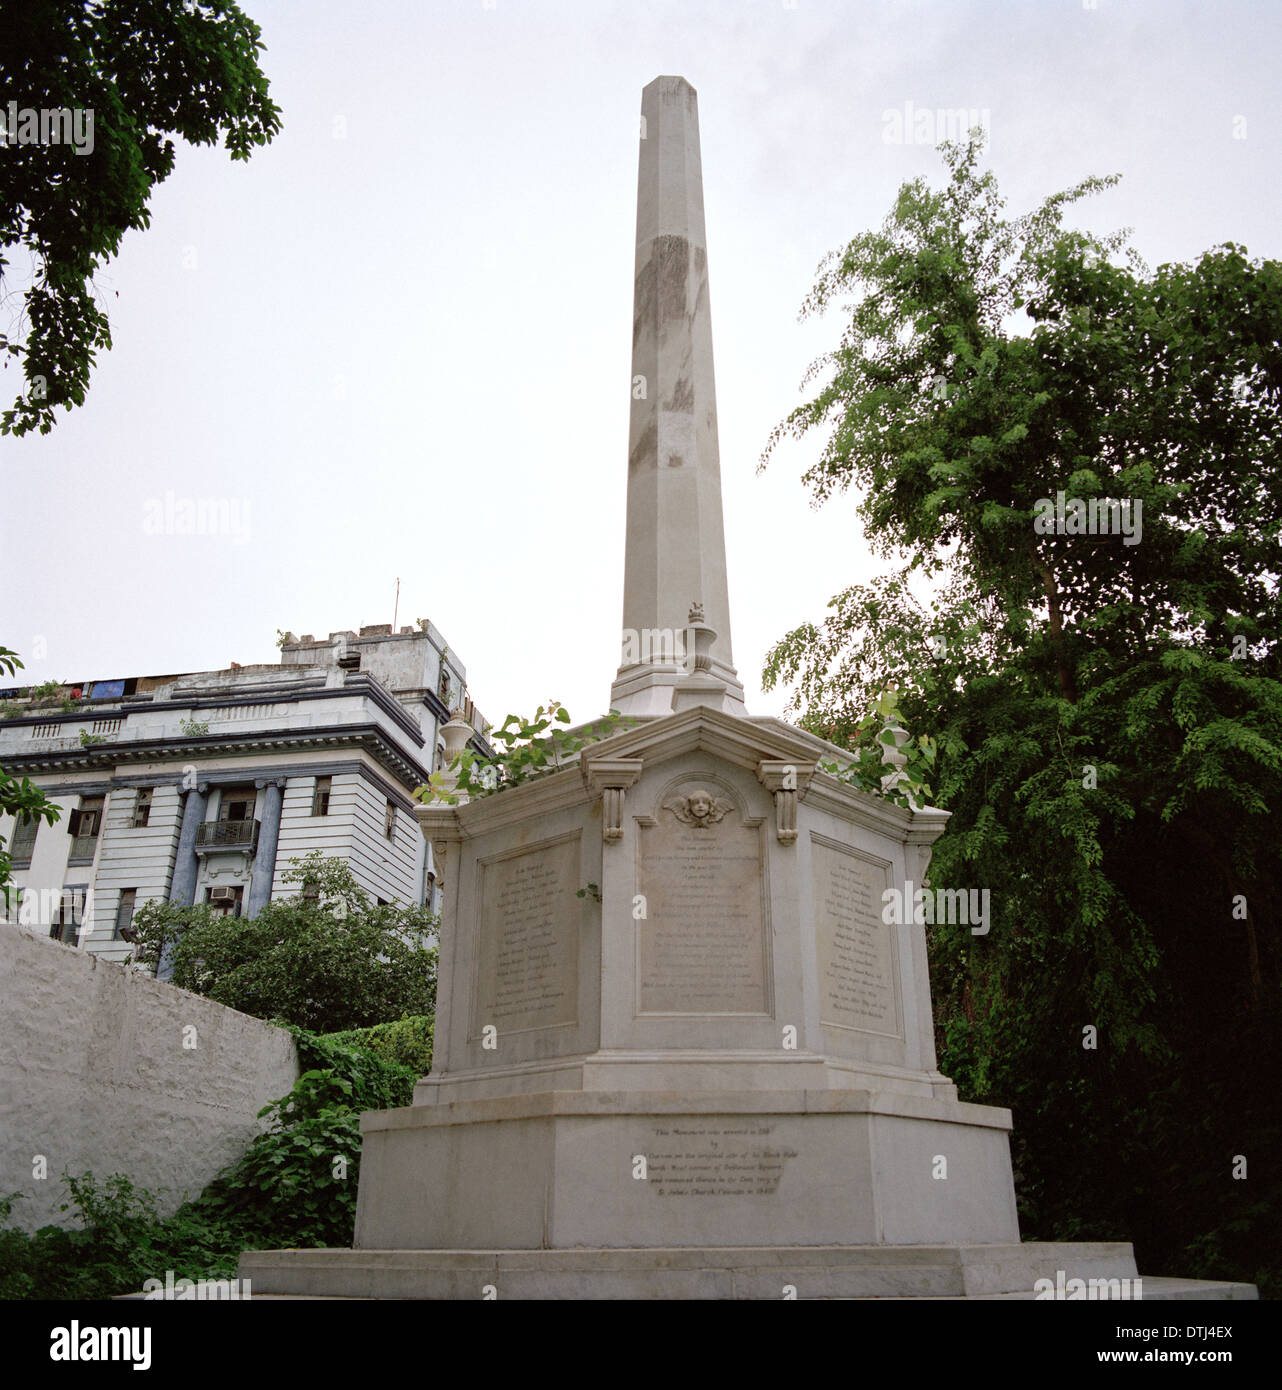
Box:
[415,702,636,805]
[78,728,106,746]
[190,1070,366,1251]
[178,715,210,736]
[814,687,938,810]
[128,897,217,973]
[0,1193,36,1299]
[0,647,62,906]
[288,1025,419,1110]
[320,1015,434,1077]
[28,679,60,703]
[0,1175,168,1300]
[0,0,281,434]
[0,1027,417,1299]
[129,852,438,1034]
[764,134,1281,1294]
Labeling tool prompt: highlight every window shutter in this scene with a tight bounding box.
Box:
[66,808,81,836]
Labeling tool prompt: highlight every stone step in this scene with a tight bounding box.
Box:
[237,1244,1258,1301]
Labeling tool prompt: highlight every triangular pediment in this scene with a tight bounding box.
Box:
[418,705,947,845]
[584,703,823,775]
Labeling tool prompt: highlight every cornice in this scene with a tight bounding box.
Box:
[1,678,425,748]
[2,723,431,793]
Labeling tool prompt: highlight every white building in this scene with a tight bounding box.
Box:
[0,622,489,967]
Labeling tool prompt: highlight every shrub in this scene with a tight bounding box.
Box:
[321,1014,433,1076]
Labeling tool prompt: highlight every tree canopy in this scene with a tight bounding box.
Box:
[762,134,1282,1293]
[130,853,438,1035]
[0,0,280,434]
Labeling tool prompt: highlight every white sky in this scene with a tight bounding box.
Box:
[3,0,1279,727]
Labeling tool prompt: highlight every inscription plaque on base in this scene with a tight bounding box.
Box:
[812,838,902,1038]
[473,834,580,1036]
[637,787,769,1015]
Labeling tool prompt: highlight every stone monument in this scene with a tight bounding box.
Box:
[242,78,1255,1299]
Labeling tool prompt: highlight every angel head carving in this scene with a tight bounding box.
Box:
[665,787,731,827]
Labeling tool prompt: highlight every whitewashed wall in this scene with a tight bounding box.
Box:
[350,777,420,904]
[84,784,183,963]
[0,925,298,1232]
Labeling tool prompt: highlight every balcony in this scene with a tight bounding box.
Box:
[195,819,259,854]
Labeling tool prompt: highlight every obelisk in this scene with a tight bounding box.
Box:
[610,76,747,717]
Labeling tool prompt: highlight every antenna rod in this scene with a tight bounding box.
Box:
[393,577,400,632]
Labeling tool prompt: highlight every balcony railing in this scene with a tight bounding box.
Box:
[195,819,259,852]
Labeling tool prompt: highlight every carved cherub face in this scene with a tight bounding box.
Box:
[665,788,730,827]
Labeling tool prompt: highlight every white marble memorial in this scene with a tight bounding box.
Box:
[242,77,1256,1300]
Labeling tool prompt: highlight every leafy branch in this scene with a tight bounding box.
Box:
[817,688,937,810]
[414,703,637,806]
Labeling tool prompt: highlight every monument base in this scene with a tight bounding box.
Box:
[238,1243,1257,1300]
[239,1087,1258,1298]
[348,1089,1021,1250]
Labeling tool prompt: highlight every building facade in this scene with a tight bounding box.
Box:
[0,622,489,966]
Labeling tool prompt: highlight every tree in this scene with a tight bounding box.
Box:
[130,853,438,1034]
[761,134,1282,1293]
[0,646,62,907]
[0,0,281,434]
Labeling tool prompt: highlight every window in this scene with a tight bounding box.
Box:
[438,666,452,703]
[301,879,320,904]
[219,786,256,823]
[8,813,38,868]
[68,797,104,862]
[70,797,104,837]
[115,888,137,940]
[133,788,152,828]
[384,799,396,841]
[50,886,85,945]
[312,776,332,817]
[206,884,244,916]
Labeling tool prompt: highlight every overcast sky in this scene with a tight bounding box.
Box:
[3,0,1279,727]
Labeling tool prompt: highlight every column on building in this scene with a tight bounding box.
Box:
[247,777,287,919]
[161,781,208,980]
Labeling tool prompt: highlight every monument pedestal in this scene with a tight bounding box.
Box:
[240,706,1257,1299]
[351,1091,1018,1251]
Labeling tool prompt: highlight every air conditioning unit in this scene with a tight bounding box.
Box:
[209,886,238,903]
